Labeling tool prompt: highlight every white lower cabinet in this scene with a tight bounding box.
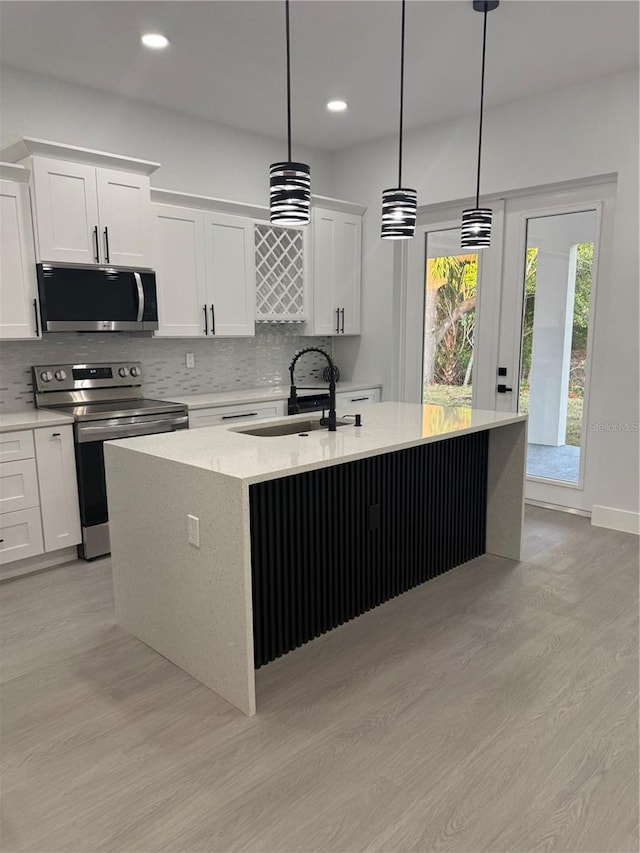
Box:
[0,508,44,564]
[0,424,80,566]
[189,400,285,429]
[34,426,81,552]
[336,387,381,408]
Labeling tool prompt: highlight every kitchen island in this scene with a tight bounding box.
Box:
[105,402,526,715]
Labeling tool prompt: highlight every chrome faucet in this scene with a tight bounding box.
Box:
[288,347,337,431]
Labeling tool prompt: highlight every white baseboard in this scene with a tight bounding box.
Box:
[0,546,78,582]
[591,505,640,535]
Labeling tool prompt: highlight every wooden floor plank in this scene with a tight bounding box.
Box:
[0,507,637,852]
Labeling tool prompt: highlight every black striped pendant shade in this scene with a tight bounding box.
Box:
[270,161,311,225]
[381,188,417,239]
[461,207,492,248]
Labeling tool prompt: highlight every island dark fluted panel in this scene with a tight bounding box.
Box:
[249,430,488,668]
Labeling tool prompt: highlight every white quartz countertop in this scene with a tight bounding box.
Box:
[160,382,381,409]
[107,402,526,485]
[0,409,75,433]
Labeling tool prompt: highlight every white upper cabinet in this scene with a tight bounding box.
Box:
[310,203,363,336]
[153,200,255,338]
[203,213,255,337]
[30,157,100,265]
[0,165,40,340]
[94,168,153,267]
[31,158,152,267]
[153,204,208,337]
[0,139,159,269]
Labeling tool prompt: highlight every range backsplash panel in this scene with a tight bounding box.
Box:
[0,327,332,411]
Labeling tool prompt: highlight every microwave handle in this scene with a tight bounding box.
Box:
[133,272,145,322]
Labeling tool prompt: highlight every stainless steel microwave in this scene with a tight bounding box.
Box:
[36,263,159,332]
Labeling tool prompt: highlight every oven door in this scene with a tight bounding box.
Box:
[74,412,187,558]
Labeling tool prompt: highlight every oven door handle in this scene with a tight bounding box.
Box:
[134,272,145,322]
[76,416,188,443]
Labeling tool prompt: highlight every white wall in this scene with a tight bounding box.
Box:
[331,70,639,517]
[0,65,333,202]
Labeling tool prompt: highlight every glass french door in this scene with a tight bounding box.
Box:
[496,183,614,511]
[401,184,614,511]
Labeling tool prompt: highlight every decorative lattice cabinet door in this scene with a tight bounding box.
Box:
[254,223,307,323]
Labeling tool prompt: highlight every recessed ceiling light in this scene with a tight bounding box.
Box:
[141,33,170,49]
[326,100,348,113]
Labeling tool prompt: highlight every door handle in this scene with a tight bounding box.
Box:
[93,225,100,263]
[497,384,513,393]
[335,308,340,334]
[104,226,110,263]
[133,272,144,322]
[33,299,40,337]
[203,304,208,335]
[340,307,345,334]
[210,304,216,335]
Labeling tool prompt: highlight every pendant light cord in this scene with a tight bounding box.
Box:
[475,7,488,209]
[285,0,292,162]
[398,0,406,188]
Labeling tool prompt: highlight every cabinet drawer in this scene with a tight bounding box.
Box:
[0,507,44,565]
[0,429,35,462]
[336,388,381,407]
[189,401,285,429]
[0,458,40,514]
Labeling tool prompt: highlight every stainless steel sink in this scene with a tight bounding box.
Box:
[232,418,351,437]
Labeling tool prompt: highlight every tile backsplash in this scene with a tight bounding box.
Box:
[0,327,333,411]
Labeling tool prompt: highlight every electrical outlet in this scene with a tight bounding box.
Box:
[185,352,195,368]
[187,514,200,547]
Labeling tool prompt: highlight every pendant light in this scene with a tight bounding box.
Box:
[381,0,416,240]
[461,0,499,249]
[270,0,311,226]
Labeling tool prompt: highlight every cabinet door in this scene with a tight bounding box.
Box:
[31,157,100,264]
[0,180,40,340]
[336,388,381,408]
[152,204,208,337]
[189,401,285,429]
[34,426,81,552]
[96,168,153,268]
[0,459,40,514]
[203,213,255,337]
[334,213,362,335]
[311,208,340,336]
[0,430,35,463]
[0,507,44,565]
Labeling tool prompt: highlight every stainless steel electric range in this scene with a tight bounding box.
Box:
[33,362,188,559]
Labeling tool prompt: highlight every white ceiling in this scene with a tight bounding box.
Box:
[0,1,638,152]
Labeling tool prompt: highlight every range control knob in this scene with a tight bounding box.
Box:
[54,370,67,381]
[118,367,129,378]
[130,366,141,377]
[40,370,53,382]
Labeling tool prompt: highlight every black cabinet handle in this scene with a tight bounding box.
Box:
[93,225,100,263]
[221,412,258,420]
[52,432,61,437]
[335,308,340,334]
[104,226,110,263]
[210,304,216,335]
[33,299,40,337]
[340,308,345,334]
[203,304,208,335]
[350,396,369,402]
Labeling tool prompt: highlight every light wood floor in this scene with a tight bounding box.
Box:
[1,507,638,853]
